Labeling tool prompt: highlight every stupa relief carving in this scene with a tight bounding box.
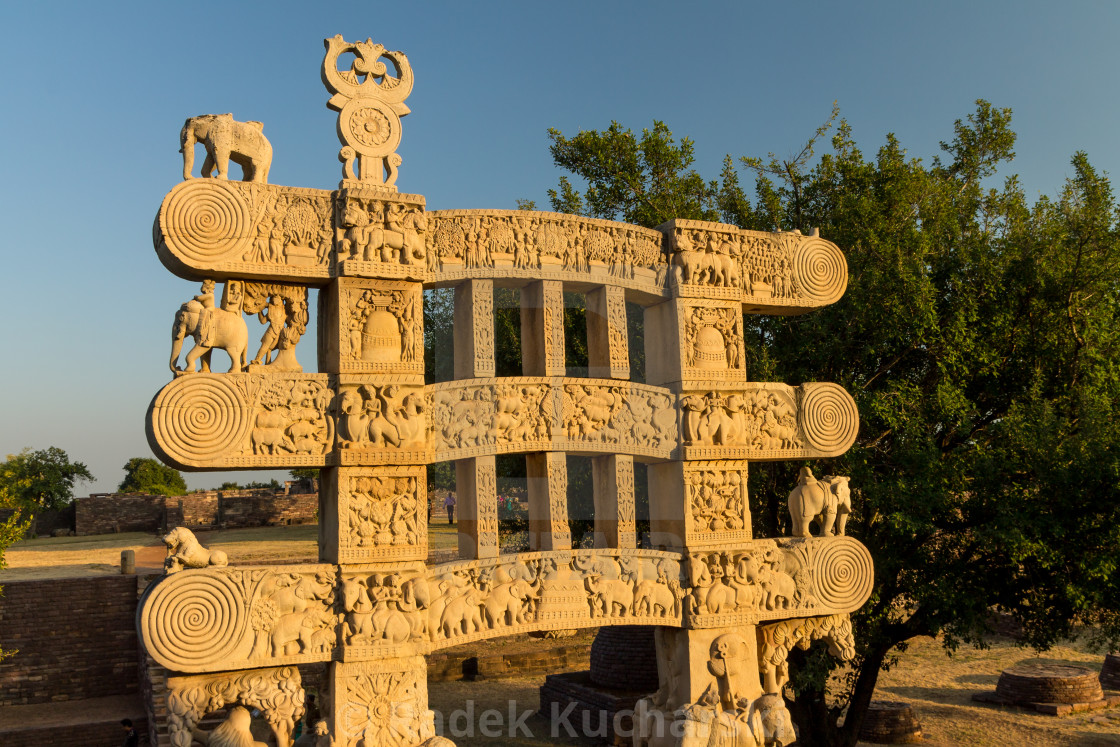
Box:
[788,467,853,538]
[141,34,872,747]
[167,667,305,747]
[163,527,229,573]
[181,113,273,184]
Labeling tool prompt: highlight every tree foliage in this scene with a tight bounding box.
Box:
[0,447,93,512]
[118,457,187,496]
[541,104,1120,745]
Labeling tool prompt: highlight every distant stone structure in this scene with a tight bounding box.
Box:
[137,35,872,747]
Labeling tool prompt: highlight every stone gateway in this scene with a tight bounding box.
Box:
[139,35,872,747]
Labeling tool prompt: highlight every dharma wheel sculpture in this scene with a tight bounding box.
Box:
[139,34,872,747]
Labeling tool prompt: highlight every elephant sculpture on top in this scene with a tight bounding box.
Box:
[171,280,249,374]
[181,113,273,183]
[787,467,852,537]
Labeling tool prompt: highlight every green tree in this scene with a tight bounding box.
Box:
[541,105,1120,745]
[0,447,93,512]
[118,457,187,496]
[289,468,319,481]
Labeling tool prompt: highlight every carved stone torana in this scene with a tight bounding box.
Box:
[141,35,872,747]
[167,667,304,747]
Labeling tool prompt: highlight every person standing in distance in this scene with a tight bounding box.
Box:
[444,491,456,524]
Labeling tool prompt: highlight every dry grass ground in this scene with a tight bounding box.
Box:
[3,525,1118,744]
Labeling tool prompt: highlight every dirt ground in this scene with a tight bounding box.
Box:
[4,525,1119,745]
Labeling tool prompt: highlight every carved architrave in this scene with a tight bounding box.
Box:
[167,666,305,747]
[334,466,426,563]
[321,278,424,379]
[427,377,679,461]
[679,382,858,461]
[341,550,688,659]
[334,187,427,280]
[425,209,668,298]
[683,536,873,629]
[331,657,435,747]
[335,376,428,464]
[157,180,334,283]
[148,373,336,469]
[660,217,849,312]
[140,564,337,673]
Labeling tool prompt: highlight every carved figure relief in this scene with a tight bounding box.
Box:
[141,565,337,672]
[787,467,853,537]
[181,113,273,184]
[167,667,305,747]
[337,468,426,562]
[336,193,427,270]
[336,384,426,454]
[428,379,677,460]
[150,373,334,470]
[163,527,228,573]
[242,283,309,372]
[686,464,751,545]
[680,384,858,461]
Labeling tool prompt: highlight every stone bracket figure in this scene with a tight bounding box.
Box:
[170,280,249,375]
[787,467,852,537]
[181,113,273,184]
[163,527,228,573]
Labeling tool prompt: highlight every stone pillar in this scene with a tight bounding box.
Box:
[453,279,495,379]
[591,454,636,549]
[526,451,570,550]
[586,284,630,380]
[454,455,499,560]
[521,280,566,377]
[319,466,428,564]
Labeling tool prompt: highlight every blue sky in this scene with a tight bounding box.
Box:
[2,1,1119,493]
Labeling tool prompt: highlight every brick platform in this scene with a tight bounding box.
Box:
[539,670,652,745]
[589,625,658,691]
[857,700,922,744]
[973,662,1120,716]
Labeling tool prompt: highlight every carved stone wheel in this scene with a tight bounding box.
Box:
[1098,653,1120,690]
[857,700,923,744]
[995,663,1104,704]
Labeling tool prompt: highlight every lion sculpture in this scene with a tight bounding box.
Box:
[163,526,228,573]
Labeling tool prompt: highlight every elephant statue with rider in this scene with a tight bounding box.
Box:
[181,113,273,183]
[170,280,249,375]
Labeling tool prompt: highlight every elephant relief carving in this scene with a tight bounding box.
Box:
[181,113,273,183]
[171,280,249,374]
